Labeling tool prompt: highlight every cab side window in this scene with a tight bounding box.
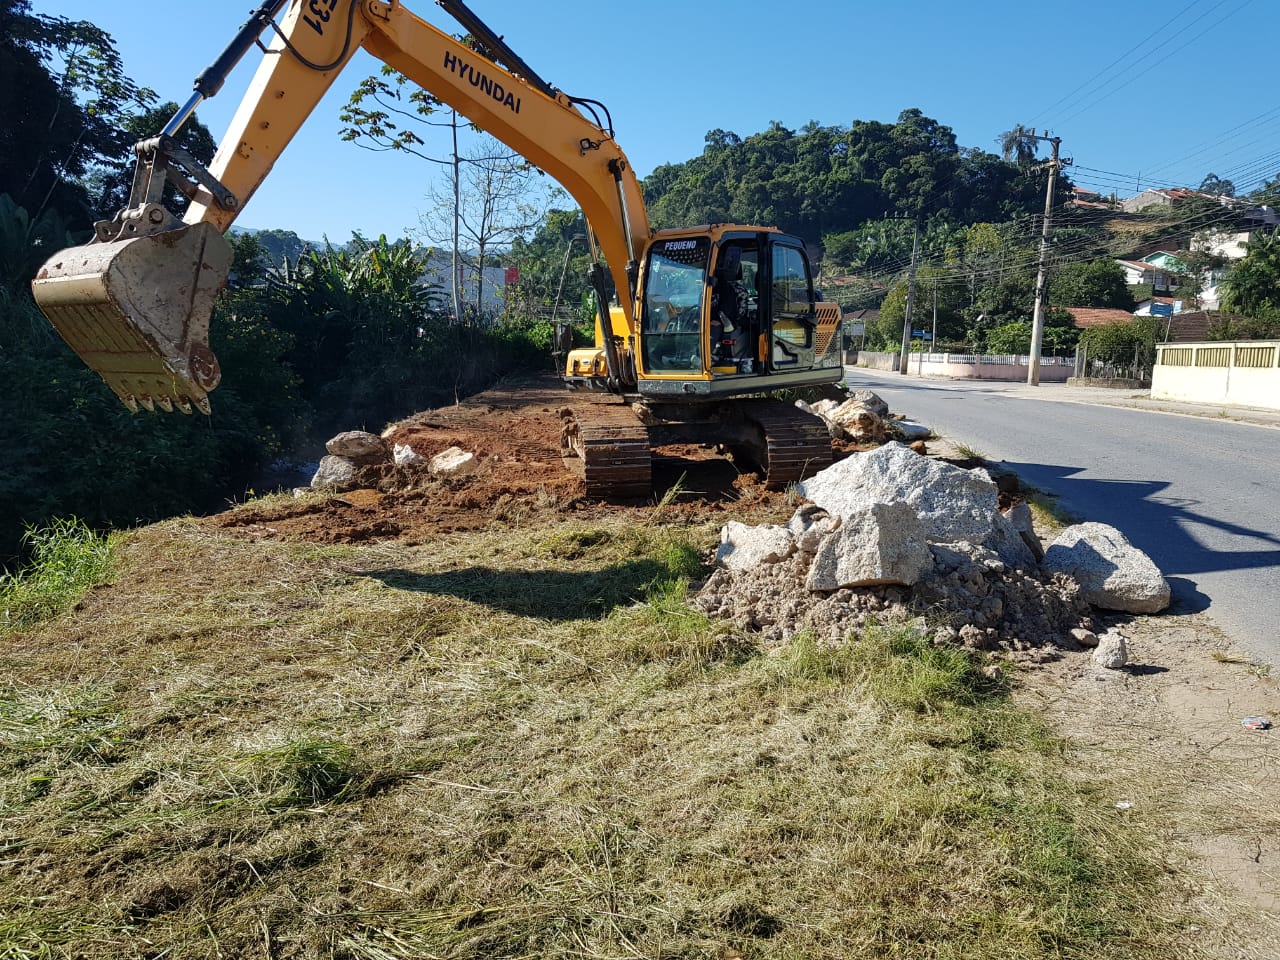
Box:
[771,245,813,318]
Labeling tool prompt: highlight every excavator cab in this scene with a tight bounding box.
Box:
[625,228,843,400]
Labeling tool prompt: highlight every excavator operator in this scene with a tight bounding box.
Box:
[711,245,754,371]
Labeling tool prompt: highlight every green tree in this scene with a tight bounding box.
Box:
[1198,172,1235,197]
[1078,318,1158,367]
[1221,231,1280,323]
[1049,259,1135,310]
[876,268,971,349]
[985,321,1032,354]
[87,101,216,220]
[0,0,154,226]
[997,124,1039,167]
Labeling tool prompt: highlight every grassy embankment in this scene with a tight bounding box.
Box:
[0,508,1187,958]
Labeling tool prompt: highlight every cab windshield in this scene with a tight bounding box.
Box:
[641,238,709,373]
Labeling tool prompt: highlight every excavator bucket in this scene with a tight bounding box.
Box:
[31,222,233,414]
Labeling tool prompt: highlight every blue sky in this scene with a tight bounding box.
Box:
[33,0,1280,241]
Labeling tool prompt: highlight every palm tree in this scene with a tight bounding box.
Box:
[998,124,1039,167]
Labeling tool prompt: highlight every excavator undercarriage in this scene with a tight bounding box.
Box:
[559,398,833,500]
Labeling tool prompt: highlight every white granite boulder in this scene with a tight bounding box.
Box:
[715,521,796,572]
[891,419,932,441]
[311,455,361,492]
[1001,501,1044,562]
[846,389,890,418]
[805,501,933,591]
[797,443,1035,568]
[1042,523,1170,614]
[393,443,427,467]
[827,398,890,442]
[429,446,479,478]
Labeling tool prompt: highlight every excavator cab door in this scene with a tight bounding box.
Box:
[761,238,818,373]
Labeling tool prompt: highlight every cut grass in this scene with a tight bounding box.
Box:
[0,514,1191,958]
[0,518,115,632]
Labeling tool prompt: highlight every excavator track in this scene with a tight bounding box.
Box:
[737,398,833,489]
[559,405,652,500]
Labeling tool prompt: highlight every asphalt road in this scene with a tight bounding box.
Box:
[842,367,1280,661]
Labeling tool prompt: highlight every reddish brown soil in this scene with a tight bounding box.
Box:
[210,377,865,546]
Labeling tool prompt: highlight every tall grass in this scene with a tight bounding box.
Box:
[0,518,114,631]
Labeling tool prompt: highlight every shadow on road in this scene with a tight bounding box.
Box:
[999,460,1280,594]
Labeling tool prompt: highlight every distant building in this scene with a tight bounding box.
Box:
[1120,187,1242,214]
[419,250,509,316]
[1064,307,1140,330]
[1115,259,1177,293]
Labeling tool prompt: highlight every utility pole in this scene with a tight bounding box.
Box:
[930,275,938,356]
[1027,133,1070,386]
[898,220,920,375]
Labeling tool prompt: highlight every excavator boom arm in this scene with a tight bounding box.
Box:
[187,0,649,315]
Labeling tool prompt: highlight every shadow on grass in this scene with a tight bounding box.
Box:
[360,559,673,620]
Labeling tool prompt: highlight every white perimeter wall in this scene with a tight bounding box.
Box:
[1152,341,1280,410]
[853,352,1073,381]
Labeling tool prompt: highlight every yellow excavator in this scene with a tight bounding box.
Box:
[32,0,843,497]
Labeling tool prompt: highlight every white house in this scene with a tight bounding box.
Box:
[1115,258,1177,293]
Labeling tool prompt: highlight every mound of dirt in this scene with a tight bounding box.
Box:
[210,377,811,545]
[694,516,1091,652]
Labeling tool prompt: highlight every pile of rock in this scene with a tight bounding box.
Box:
[310,431,478,492]
[693,442,1170,657]
[797,389,932,445]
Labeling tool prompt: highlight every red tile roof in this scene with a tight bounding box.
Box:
[1064,307,1139,329]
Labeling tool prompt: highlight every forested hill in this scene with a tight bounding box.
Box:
[640,109,1061,247]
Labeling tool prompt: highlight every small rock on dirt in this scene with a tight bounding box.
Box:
[1092,631,1128,669]
[429,446,479,477]
[326,430,388,460]
[1071,627,1100,648]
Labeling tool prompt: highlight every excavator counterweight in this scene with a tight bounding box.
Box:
[32,223,233,413]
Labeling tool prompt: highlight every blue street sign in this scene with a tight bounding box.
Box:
[1150,303,1173,317]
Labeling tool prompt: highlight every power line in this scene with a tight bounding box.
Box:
[1057,0,1258,128]
[1028,0,1205,125]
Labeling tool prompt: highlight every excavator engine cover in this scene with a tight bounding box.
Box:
[31,222,233,414]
